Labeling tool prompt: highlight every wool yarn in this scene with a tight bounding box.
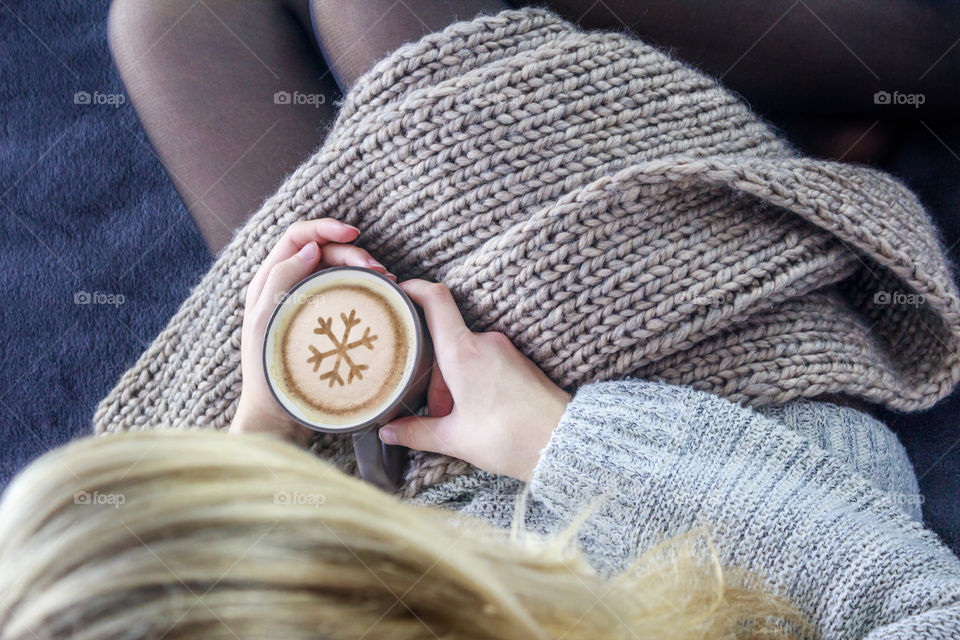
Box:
[94,9,960,495]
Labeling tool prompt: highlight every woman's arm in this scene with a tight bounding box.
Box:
[233,270,960,636]
[377,280,960,636]
[530,379,960,638]
[757,400,924,521]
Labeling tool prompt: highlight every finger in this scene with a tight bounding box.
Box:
[425,356,454,417]
[320,243,395,279]
[379,414,456,456]
[248,219,358,307]
[250,241,322,327]
[399,280,471,358]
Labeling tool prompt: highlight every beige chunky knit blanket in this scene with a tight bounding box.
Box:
[95,8,960,494]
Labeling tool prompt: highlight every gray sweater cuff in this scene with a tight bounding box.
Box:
[529,379,701,573]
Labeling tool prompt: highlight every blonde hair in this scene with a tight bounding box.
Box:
[0,431,801,639]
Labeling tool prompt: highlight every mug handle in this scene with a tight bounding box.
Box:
[351,297,433,492]
[352,428,407,491]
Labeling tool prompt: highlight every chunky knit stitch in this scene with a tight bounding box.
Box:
[414,380,960,639]
[94,9,960,495]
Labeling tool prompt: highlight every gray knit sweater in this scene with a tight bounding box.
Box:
[413,380,960,639]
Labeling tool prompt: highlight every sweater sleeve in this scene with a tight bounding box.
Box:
[529,379,960,640]
[756,401,923,521]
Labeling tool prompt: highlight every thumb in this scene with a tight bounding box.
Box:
[249,241,321,329]
[261,241,321,304]
[379,414,456,456]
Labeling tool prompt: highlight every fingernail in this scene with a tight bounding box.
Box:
[386,272,398,281]
[297,241,319,261]
[378,426,396,445]
[320,219,358,234]
[367,258,386,272]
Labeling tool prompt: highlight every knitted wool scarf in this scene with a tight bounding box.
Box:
[94,8,960,495]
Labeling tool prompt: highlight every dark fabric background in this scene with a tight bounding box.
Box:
[878,123,960,551]
[1,0,957,551]
[0,1,210,488]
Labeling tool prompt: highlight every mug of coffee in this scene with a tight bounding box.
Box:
[262,266,432,491]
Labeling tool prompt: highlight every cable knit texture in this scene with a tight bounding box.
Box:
[93,9,960,495]
[413,380,960,639]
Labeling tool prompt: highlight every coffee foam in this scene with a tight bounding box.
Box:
[268,276,415,428]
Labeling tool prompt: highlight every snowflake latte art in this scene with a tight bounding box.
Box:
[265,272,418,428]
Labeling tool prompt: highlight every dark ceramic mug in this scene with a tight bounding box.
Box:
[262,267,433,491]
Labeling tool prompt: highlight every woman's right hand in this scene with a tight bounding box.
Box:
[230,218,394,446]
[379,281,571,481]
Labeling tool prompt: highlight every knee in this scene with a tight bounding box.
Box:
[107,0,196,72]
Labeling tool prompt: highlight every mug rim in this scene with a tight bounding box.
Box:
[261,266,426,434]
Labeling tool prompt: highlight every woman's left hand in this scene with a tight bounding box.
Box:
[229,218,395,445]
[378,280,571,481]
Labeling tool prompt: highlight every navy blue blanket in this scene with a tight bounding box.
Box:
[1,0,958,551]
[0,1,210,484]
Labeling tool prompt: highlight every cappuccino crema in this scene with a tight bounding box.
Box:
[265,271,417,428]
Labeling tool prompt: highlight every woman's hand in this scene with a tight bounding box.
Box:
[229,218,395,445]
[379,280,571,481]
